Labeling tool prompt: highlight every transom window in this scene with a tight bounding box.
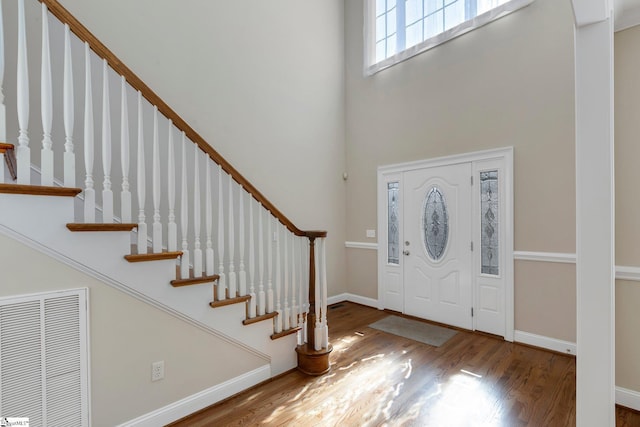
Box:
[366,0,534,75]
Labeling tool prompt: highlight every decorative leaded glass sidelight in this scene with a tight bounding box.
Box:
[387,182,400,264]
[422,187,449,261]
[481,170,499,275]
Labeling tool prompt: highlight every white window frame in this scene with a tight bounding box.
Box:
[364,0,535,76]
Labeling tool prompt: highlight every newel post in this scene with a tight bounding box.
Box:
[295,231,332,376]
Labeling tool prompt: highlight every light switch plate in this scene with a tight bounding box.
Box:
[366,229,376,238]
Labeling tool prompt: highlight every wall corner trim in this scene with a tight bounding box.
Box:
[116,365,271,427]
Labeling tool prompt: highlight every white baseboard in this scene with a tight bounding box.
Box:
[616,386,640,411]
[118,365,271,427]
[514,330,576,356]
[327,293,378,308]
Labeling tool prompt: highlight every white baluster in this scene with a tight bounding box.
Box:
[283,228,290,331]
[193,147,202,275]
[205,158,214,275]
[83,43,95,222]
[101,60,113,223]
[16,0,30,185]
[136,91,147,253]
[152,107,162,252]
[238,184,247,296]
[314,238,322,351]
[248,196,257,318]
[291,235,298,329]
[303,239,309,344]
[257,203,266,315]
[228,177,237,298]
[217,164,226,300]
[120,77,130,222]
[321,237,329,348]
[40,3,53,187]
[274,222,282,333]
[267,213,274,312]
[167,121,177,251]
[179,133,190,278]
[63,25,75,187]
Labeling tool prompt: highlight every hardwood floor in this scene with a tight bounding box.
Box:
[170,302,640,426]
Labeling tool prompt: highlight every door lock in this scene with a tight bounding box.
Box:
[403,250,410,256]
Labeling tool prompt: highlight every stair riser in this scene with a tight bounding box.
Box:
[0,193,75,237]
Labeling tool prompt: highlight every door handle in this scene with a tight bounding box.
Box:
[403,250,410,256]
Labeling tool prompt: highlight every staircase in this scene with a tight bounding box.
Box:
[0,0,331,406]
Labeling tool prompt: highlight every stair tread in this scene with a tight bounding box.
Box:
[171,272,219,287]
[125,245,182,262]
[210,295,251,308]
[271,326,302,340]
[243,311,278,326]
[0,183,82,197]
[0,143,14,151]
[67,223,138,232]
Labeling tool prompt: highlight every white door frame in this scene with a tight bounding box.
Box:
[377,147,514,341]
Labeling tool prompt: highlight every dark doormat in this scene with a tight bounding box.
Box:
[369,315,457,347]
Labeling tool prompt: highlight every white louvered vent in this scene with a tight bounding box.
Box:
[0,289,89,427]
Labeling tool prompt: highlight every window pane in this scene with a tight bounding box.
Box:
[376,15,386,42]
[387,182,400,265]
[376,0,386,15]
[376,40,386,62]
[423,187,449,261]
[406,21,423,48]
[387,0,397,10]
[481,171,499,275]
[387,8,397,35]
[387,33,398,56]
[426,0,443,15]
[425,11,444,39]
[406,0,423,25]
[444,1,464,30]
[478,0,509,15]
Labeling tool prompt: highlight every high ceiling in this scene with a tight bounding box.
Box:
[614,0,640,31]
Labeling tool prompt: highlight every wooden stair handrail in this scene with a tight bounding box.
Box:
[38,0,323,239]
[0,144,17,181]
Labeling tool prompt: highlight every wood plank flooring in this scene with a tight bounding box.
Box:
[170,302,640,426]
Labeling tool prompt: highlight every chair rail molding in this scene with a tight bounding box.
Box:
[345,241,378,250]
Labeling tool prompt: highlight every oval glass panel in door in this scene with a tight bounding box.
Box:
[422,186,449,261]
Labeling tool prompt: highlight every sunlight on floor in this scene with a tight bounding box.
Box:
[262,332,506,426]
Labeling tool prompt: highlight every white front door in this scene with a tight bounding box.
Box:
[403,163,473,330]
